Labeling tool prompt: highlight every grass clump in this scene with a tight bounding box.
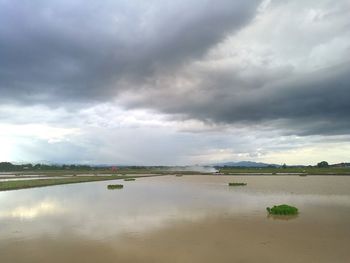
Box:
[107,184,124,190]
[266,204,298,215]
[175,174,183,177]
[228,182,247,186]
[124,178,135,181]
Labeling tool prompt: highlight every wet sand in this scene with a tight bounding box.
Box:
[1,175,350,262]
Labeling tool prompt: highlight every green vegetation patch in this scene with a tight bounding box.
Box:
[175,174,183,177]
[228,182,247,186]
[124,178,135,181]
[266,204,298,215]
[107,184,124,189]
[0,175,141,191]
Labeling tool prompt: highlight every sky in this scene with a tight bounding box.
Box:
[1,0,350,165]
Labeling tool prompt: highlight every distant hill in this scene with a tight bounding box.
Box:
[213,161,280,168]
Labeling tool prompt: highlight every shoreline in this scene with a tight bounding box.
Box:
[0,175,160,192]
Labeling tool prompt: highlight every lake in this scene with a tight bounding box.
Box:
[1,175,350,262]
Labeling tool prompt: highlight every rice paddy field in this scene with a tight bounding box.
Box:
[1,174,350,262]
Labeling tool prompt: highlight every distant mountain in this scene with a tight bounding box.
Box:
[213,161,280,168]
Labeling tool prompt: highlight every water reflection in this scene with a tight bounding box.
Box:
[0,176,65,182]
[0,175,349,241]
[267,214,299,221]
[0,200,62,219]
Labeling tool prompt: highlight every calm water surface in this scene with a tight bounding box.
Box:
[1,175,350,263]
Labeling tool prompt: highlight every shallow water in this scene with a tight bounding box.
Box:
[1,175,350,262]
[0,176,67,182]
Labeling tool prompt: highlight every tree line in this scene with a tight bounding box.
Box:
[0,162,94,171]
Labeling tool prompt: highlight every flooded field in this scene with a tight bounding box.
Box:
[1,175,350,263]
[0,177,66,182]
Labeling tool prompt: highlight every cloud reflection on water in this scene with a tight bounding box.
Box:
[0,200,62,219]
[0,176,350,240]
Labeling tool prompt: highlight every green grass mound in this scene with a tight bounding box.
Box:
[107,184,124,190]
[228,182,247,186]
[266,204,298,215]
[124,178,135,181]
[175,174,183,177]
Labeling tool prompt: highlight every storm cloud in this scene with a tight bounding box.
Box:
[118,0,350,136]
[1,0,350,164]
[0,0,260,103]
[123,60,350,136]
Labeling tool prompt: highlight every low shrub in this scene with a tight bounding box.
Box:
[124,178,135,181]
[107,184,124,190]
[266,204,298,215]
[228,182,247,186]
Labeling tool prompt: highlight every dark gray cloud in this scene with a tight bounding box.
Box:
[117,0,350,137]
[0,0,260,104]
[124,60,350,136]
[1,0,350,140]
